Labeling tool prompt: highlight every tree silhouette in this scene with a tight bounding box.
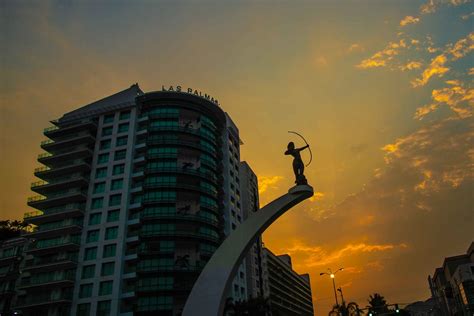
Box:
[367,293,390,314]
[0,220,30,241]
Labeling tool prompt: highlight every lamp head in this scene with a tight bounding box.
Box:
[330,273,335,278]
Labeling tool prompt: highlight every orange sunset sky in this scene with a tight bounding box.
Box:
[1,0,473,313]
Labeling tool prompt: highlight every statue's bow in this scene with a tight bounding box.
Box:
[288,131,312,167]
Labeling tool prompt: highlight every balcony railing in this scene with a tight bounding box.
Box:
[43,126,59,133]
[28,236,80,251]
[24,203,85,219]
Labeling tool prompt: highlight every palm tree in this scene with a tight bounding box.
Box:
[0,220,31,242]
[367,293,389,314]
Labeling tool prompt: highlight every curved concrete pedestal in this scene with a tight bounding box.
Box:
[182,185,314,316]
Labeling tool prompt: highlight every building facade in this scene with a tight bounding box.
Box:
[429,242,474,316]
[263,248,314,316]
[16,84,250,316]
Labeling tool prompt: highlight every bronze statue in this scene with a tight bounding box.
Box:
[286,131,312,185]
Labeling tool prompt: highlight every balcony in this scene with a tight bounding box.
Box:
[19,271,75,289]
[146,138,217,157]
[140,213,219,227]
[31,174,89,194]
[43,119,97,139]
[148,126,217,144]
[26,218,83,238]
[24,203,84,225]
[40,132,95,152]
[34,159,91,179]
[27,236,80,254]
[136,264,204,274]
[142,182,218,197]
[15,292,72,309]
[38,146,93,166]
[139,231,220,244]
[23,254,78,272]
[145,167,217,184]
[27,188,87,209]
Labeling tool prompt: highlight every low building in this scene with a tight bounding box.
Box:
[428,242,474,316]
[262,248,314,316]
[0,237,28,315]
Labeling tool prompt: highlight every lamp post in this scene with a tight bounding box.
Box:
[320,268,344,308]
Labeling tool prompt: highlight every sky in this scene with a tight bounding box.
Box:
[1,0,473,313]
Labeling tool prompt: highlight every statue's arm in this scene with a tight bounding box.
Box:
[284,150,291,155]
[297,145,309,151]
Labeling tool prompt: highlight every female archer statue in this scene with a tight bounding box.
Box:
[285,140,310,185]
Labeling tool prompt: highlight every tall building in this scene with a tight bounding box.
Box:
[239,161,266,299]
[17,84,249,316]
[262,248,314,316]
[429,242,474,316]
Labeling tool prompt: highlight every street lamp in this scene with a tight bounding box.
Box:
[320,268,344,307]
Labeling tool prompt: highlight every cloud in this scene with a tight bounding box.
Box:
[461,12,474,20]
[285,241,407,268]
[411,54,449,87]
[420,0,471,14]
[400,16,420,27]
[414,80,474,119]
[356,40,407,69]
[348,43,365,53]
[448,32,474,60]
[258,175,284,194]
[309,191,325,202]
[400,61,423,71]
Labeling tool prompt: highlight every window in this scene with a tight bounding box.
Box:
[96,167,107,179]
[97,300,111,316]
[105,227,118,240]
[101,262,115,276]
[103,114,115,124]
[84,247,97,261]
[88,213,101,225]
[160,241,175,252]
[91,197,104,210]
[109,194,122,206]
[116,136,128,146]
[118,123,129,133]
[107,210,120,222]
[100,139,111,150]
[98,153,109,164]
[111,179,123,190]
[119,111,130,120]
[82,265,95,279]
[99,280,113,296]
[103,244,116,258]
[102,126,113,136]
[93,182,105,194]
[86,230,99,243]
[113,164,125,175]
[114,149,126,161]
[137,296,173,311]
[79,283,93,298]
[76,303,90,316]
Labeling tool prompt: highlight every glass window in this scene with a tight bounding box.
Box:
[82,265,95,279]
[99,280,113,296]
[160,241,175,252]
[101,262,115,276]
[119,111,131,120]
[116,136,128,146]
[88,213,101,225]
[93,182,105,194]
[97,300,111,316]
[79,283,93,298]
[107,210,120,222]
[109,194,122,206]
[98,153,109,164]
[102,126,113,136]
[113,164,125,175]
[103,244,116,258]
[95,167,107,179]
[118,123,129,133]
[103,114,115,124]
[86,230,99,243]
[100,139,111,150]
[105,227,118,240]
[114,149,126,161]
[76,303,90,316]
[84,247,97,261]
[111,179,123,190]
[91,197,104,210]
[137,296,173,311]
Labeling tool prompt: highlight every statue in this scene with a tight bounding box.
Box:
[286,131,312,185]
